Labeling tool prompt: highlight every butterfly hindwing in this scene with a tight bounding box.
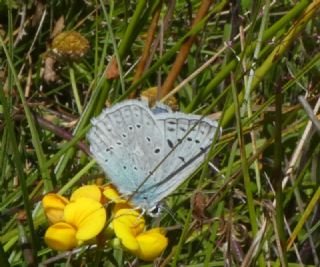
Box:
[147,112,219,204]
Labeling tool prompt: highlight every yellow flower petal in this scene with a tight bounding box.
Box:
[103,184,126,204]
[42,193,69,224]
[144,227,167,235]
[64,197,106,241]
[113,209,145,251]
[113,203,133,213]
[135,229,168,261]
[114,225,139,252]
[44,222,77,251]
[70,185,102,203]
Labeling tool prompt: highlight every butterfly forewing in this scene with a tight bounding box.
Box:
[88,101,165,199]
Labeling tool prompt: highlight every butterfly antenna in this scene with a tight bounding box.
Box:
[161,204,182,227]
[208,162,225,179]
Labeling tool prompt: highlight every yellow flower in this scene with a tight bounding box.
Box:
[42,184,168,257]
[102,184,127,204]
[42,185,108,251]
[70,185,102,203]
[44,222,77,251]
[42,193,69,224]
[113,209,145,252]
[64,197,106,241]
[135,228,168,261]
[113,208,168,261]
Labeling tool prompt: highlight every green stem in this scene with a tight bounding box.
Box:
[273,84,287,266]
[187,0,310,113]
[204,202,224,266]
[55,0,154,179]
[0,86,38,264]
[69,66,83,113]
[230,73,258,236]
[0,36,52,191]
[171,210,192,267]
[0,242,10,267]
[116,0,228,102]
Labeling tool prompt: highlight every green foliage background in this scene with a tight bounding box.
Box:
[0,0,320,266]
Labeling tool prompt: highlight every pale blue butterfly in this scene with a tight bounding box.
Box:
[87,100,219,215]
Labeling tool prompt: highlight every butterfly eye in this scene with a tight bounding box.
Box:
[148,204,163,217]
[187,137,192,141]
[154,148,160,154]
[146,137,151,142]
[195,139,200,144]
[136,124,141,128]
[122,133,127,138]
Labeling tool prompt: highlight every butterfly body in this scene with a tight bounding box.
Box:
[87,100,219,213]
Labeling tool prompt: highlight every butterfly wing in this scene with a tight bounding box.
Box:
[87,100,166,202]
[146,112,219,204]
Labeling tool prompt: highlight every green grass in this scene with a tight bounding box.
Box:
[1,0,320,266]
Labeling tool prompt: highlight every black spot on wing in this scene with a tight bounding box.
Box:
[106,146,114,152]
[167,139,174,148]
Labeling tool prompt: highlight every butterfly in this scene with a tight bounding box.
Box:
[87,100,219,215]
